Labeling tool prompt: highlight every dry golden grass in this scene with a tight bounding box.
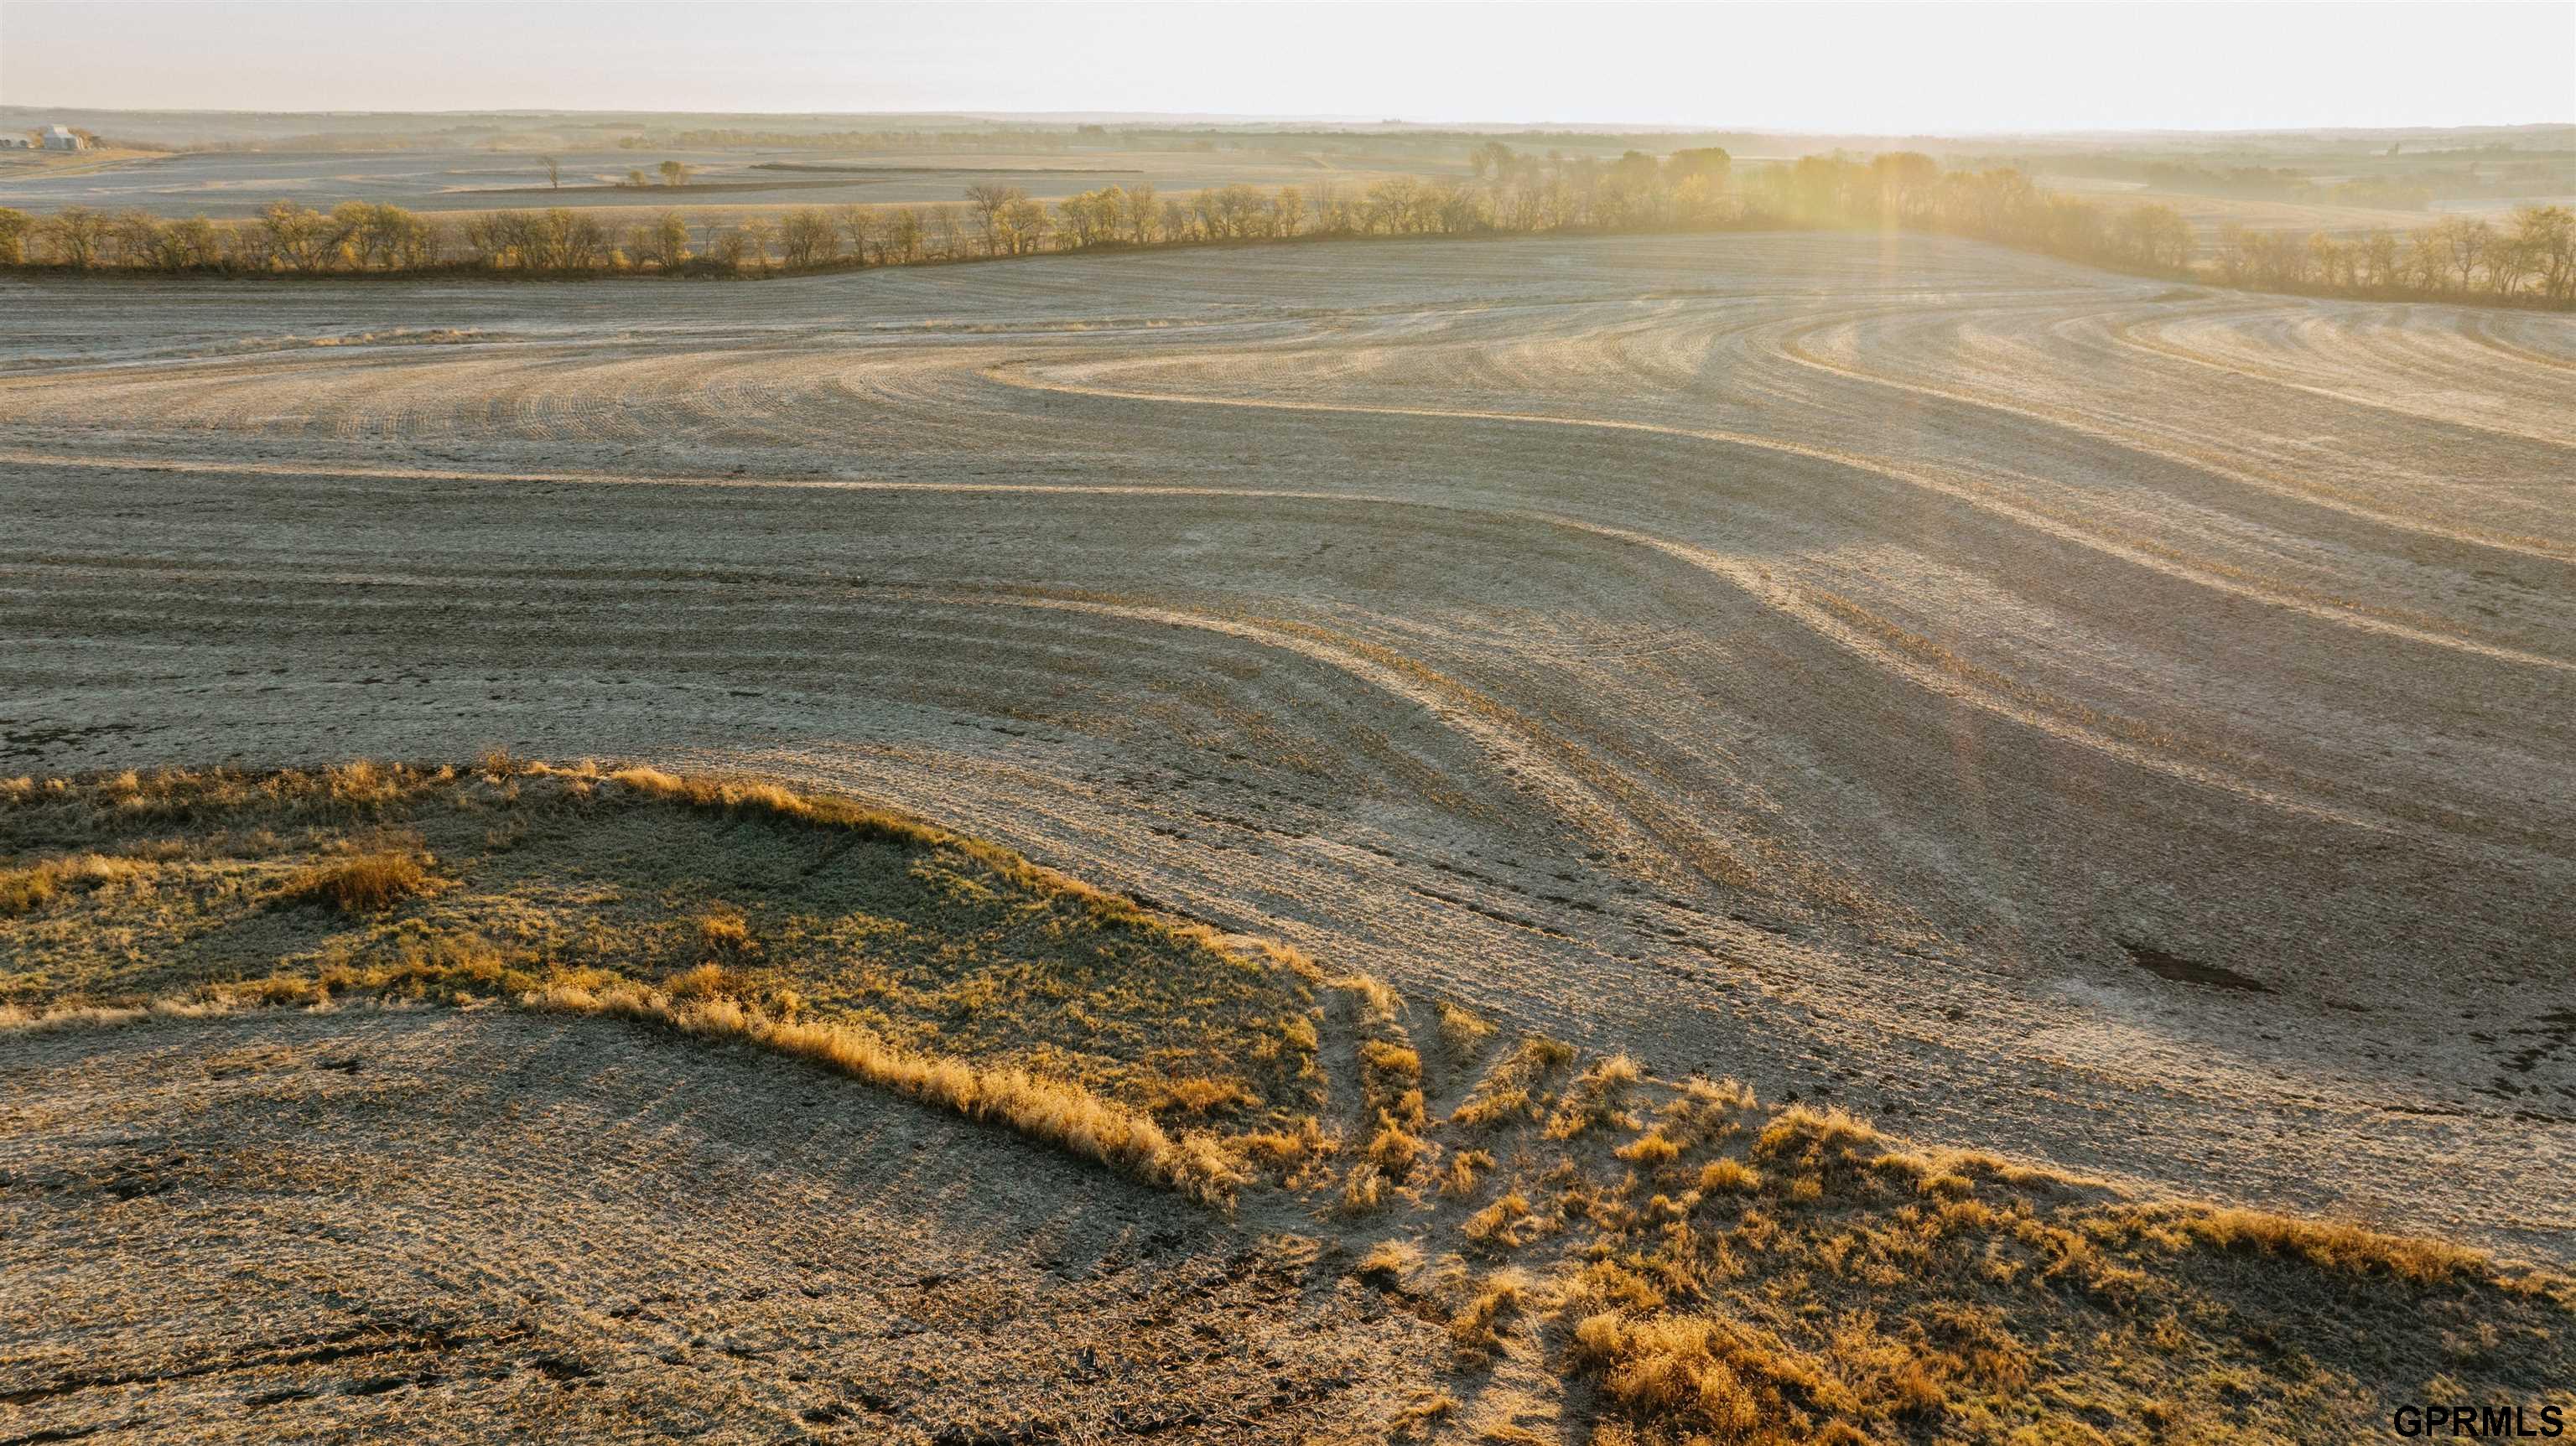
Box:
[1699,1158,1763,1195]
[0,851,153,915]
[1436,1148,1495,1198]
[1357,1237,1424,1288]
[526,981,1248,1205]
[1568,1311,1779,1442]
[1544,1053,1643,1140]
[1149,1075,1262,1116]
[693,904,756,960]
[1434,998,1497,1064]
[1462,1190,1537,1252]
[1446,1268,1533,1365]
[1614,1132,1683,1167]
[1337,1163,1390,1215]
[1342,1024,2575,1443]
[1451,1035,1577,1128]
[0,758,1320,1206]
[1237,1116,1335,1186]
[278,848,434,913]
[11,757,2570,1443]
[2119,1201,2490,1285]
[0,995,238,1033]
[3,759,1321,1111]
[1388,1388,1458,1441]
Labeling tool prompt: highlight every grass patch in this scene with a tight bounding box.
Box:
[1452,1034,1576,1129]
[523,982,1245,1205]
[1,758,1326,1198]
[1440,1070,2576,1444]
[1434,998,1497,1065]
[277,848,434,914]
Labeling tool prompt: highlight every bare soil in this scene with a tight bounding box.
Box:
[2,231,2570,1271]
[0,1006,1436,1443]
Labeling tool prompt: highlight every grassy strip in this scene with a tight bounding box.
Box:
[520,981,1248,1205]
[3,756,1306,1207]
[0,983,1249,1207]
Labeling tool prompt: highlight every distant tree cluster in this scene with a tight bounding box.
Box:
[1737,153,2194,272]
[1,150,2567,307]
[1673,151,2569,302]
[614,161,694,189]
[2214,210,2575,301]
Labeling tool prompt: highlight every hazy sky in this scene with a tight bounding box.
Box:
[6,2,2571,132]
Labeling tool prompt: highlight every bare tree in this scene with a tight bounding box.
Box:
[8,139,2562,310]
[963,183,1025,256]
[999,196,1047,254]
[884,207,923,262]
[2433,215,2491,293]
[2360,229,2399,290]
[1124,182,1158,245]
[46,207,106,269]
[258,200,335,272]
[108,209,165,267]
[635,210,689,269]
[1306,182,1339,236]
[925,203,963,259]
[2516,205,2576,301]
[556,210,608,270]
[833,204,874,263]
[779,208,837,268]
[461,213,507,268]
[2405,229,2444,292]
[1053,189,1112,248]
[2306,231,2344,289]
[164,215,222,270]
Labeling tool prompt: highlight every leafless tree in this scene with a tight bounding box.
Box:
[778,208,837,268]
[46,207,106,269]
[884,207,923,262]
[833,205,873,263]
[963,183,1026,256]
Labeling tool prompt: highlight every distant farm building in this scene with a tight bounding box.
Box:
[42,127,88,152]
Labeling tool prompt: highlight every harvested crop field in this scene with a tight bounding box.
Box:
[3,229,2572,1273]
[0,1005,1439,1443]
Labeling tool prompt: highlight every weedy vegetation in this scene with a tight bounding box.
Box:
[8,758,2570,1441]
[0,759,1325,1202]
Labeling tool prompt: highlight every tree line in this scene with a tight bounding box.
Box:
[1734,152,2571,303]
[1,148,2568,307]
[2211,213,2573,299]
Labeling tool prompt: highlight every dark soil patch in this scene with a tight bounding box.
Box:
[2120,938,2272,993]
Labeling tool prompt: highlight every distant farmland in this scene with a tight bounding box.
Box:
[0,144,1432,219]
